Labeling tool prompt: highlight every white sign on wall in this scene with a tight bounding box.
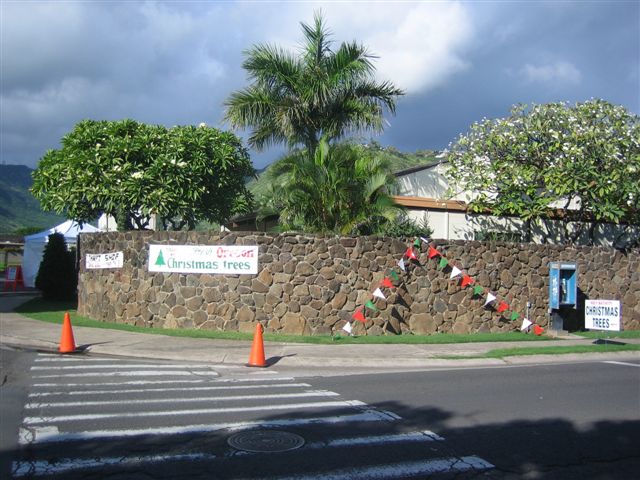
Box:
[86,252,124,269]
[585,299,621,331]
[148,244,259,275]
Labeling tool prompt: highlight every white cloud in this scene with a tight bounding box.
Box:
[519,61,582,85]
[233,2,474,94]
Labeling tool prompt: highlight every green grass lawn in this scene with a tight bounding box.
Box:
[14,297,640,358]
[15,297,554,345]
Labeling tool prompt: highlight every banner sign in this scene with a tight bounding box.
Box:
[86,252,124,269]
[585,299,621,331]
[148,244,259,275]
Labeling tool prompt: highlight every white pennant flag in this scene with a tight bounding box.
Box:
[342,321,353,334]
[520,318,533,332]
[398,258,406,271]
[484,292,497,306]
[449,266,462,279]
[372,287,386,300]
[420,236,431,244]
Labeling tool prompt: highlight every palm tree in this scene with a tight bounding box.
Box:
[261,138,402,234]
[224,11,404,154]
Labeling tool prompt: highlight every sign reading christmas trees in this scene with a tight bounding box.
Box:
[148,245,259,275]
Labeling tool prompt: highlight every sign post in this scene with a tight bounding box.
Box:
[4,265,24,291]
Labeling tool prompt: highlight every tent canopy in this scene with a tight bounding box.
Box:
[22,220,100,288]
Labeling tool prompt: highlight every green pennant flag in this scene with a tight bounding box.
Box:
[413,238,421,247]
[473,285,484,296]
[510,311,520,321]
[390,270,400,282]
[365,299,378,312]
[437,257,449,270]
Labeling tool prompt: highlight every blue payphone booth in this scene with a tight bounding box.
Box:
[549,262,578,331]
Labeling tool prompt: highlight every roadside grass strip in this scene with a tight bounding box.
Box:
[439,343,640,359]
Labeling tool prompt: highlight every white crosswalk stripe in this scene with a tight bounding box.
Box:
[12,353,494,478]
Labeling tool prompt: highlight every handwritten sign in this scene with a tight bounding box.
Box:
[86,252,124,269]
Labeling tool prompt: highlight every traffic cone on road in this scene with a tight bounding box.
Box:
[59,312,77,353]
[246,323,266,367]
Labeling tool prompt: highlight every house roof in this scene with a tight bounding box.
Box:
[393,159,449,177]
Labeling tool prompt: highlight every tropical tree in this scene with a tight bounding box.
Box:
[259,138,401,234]
[35,232,77,301]
[446,99,640,245]
[32,119,255,230]
[224,11,404,154]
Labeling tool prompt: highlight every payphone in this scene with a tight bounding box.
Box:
[548,262,577,331]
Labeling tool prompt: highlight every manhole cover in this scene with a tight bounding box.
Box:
[227,430,305,453]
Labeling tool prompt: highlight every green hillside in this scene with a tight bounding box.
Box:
[0,165,65,233]
[248,143,439,198]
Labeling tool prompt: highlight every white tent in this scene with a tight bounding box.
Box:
[22,220,100,288]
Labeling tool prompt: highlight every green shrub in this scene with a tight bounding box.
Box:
[35,232,77,301]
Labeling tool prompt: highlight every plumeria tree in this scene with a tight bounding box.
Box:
[32,119,255,230]
[446,99,640,245]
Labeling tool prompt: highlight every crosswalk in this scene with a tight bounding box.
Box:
[13,353,494,479]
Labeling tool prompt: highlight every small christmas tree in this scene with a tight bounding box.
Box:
[35,232,78,301]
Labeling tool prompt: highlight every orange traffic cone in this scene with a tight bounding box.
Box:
[59,312,77,353]
[246,323,266,367]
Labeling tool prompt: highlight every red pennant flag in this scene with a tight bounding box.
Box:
[405,247,417,260]
[381,277,394,289]
[427,246,440,259]
[533,324,544,336]
[460,275,474,288]
[352,308,366,323]
[496,301,509,313]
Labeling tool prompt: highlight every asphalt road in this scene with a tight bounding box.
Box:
[2,347,639,479]
[310,358,640,479]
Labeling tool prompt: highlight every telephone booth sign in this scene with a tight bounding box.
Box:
[549,262,577,310]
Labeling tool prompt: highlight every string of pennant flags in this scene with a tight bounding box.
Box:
[343,237,543,336]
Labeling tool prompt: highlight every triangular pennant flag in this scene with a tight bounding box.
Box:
[381,277,394,289]
[533,324,544,336]
[473,285,484,296]
[342,321,353,334]
[405,247,417,260]
[420,236,431,244]
[390,270,400,282]
[510,311,520,321]
[496,301,509,313]
[413,238,421,247]
[365,299,378,312]
[352,308,366,323]
[460,275,474,288]
[398,258,406,271]
[520,318,533,331]
[427,246,440,259]
[372,288,386,300]
[449,266,462,279]
[484,292,497,306]
[437,257,449,270]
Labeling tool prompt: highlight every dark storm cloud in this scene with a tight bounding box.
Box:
[1,1,638,170]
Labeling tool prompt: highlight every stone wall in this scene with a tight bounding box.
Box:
[78,231,640,335]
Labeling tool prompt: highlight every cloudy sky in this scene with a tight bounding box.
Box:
[2,1,638,170]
